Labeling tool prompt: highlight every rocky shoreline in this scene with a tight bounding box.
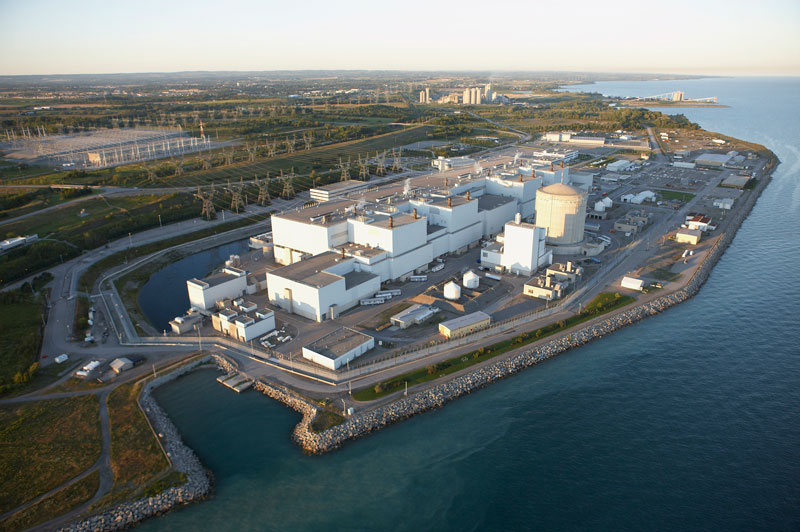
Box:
[232,165,772,455]
[56,359,214,532]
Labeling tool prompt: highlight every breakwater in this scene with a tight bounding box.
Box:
[222,165,773,455]
[56,359,214,532]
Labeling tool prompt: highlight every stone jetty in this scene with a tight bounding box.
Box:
[56,359,213,532]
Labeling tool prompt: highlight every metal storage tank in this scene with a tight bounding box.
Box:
[462,270,479,289]
[534,183,587,247]
[443,281,461,300]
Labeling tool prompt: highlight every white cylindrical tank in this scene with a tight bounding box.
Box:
[443,281,461,300]
[463,270,479,289]
[534,183,587,246]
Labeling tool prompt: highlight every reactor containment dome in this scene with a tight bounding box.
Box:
[534,183,588,255]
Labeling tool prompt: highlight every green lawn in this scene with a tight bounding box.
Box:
[656,189,695,202]
[0,395,101,513]
[353,292,636,402]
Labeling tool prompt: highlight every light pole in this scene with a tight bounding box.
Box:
[128,232,132,248]
[158,214,162,229]
[195,324,202,352]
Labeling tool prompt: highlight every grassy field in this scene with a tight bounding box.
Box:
[0,186,95,221]
[0,470,98,532]
[656,189,696,202]
[0,193,194,245]
[310,410,346,433]
[105,381,169,501]
[0,290,44,395]
[158,124,432,189]
[353,292,636,402]
[0,395,101,513]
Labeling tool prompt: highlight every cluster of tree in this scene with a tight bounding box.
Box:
[0,240,79,286]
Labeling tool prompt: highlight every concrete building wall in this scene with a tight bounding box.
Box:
[236,313,276,342]
[302,335,374,370]
[481,201,518,237]
[271,215,343,264]
[500,223,549,275]
[187,276,247,311]
[266,274,325,321]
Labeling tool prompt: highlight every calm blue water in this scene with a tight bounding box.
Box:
[138,240,249,331]
[143,78,800,532]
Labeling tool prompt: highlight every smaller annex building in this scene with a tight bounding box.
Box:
[675,228,702,245]
[302,327,375,370]
[439,311,491,339]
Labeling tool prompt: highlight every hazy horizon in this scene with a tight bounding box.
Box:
[1,0,799,77]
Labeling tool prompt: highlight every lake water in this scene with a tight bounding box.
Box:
[142,77,800,531]
[138,240,249,332]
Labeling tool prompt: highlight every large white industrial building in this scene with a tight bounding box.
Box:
[187,267,248,311]
[270,152,593,321]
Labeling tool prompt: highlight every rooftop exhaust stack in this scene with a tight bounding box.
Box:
[413,208,418,220]
[515,212,522,224]
[550,162,554,171]
[448,197,452,208]
[388,216,394,229]
[466,191,471,201]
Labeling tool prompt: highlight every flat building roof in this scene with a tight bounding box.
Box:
[440,311,491,331]
[304,327,373,360]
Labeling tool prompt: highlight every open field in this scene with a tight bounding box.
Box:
[103,381,170,503]
[656,189,696,202]
[0,470,98,532]
[0,395,101,513]
[0,290,44,395]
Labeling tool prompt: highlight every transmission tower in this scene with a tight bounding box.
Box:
[376,150,386,176]
[302,131,312,150]
[227,179,245,213]
[246,142,256,162]
[195,186,216,220]
[225,149,234,166]
[174,158,184,176]
[339,157,351,182]
[281,170,295,199]
[391,147,402,172]
[201,154,211,170]
[358,154,369,180]
[255,173,271,206]
[285,136,295,154]
[266,138,276,158]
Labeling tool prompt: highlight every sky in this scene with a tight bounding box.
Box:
[1,0,799,76]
